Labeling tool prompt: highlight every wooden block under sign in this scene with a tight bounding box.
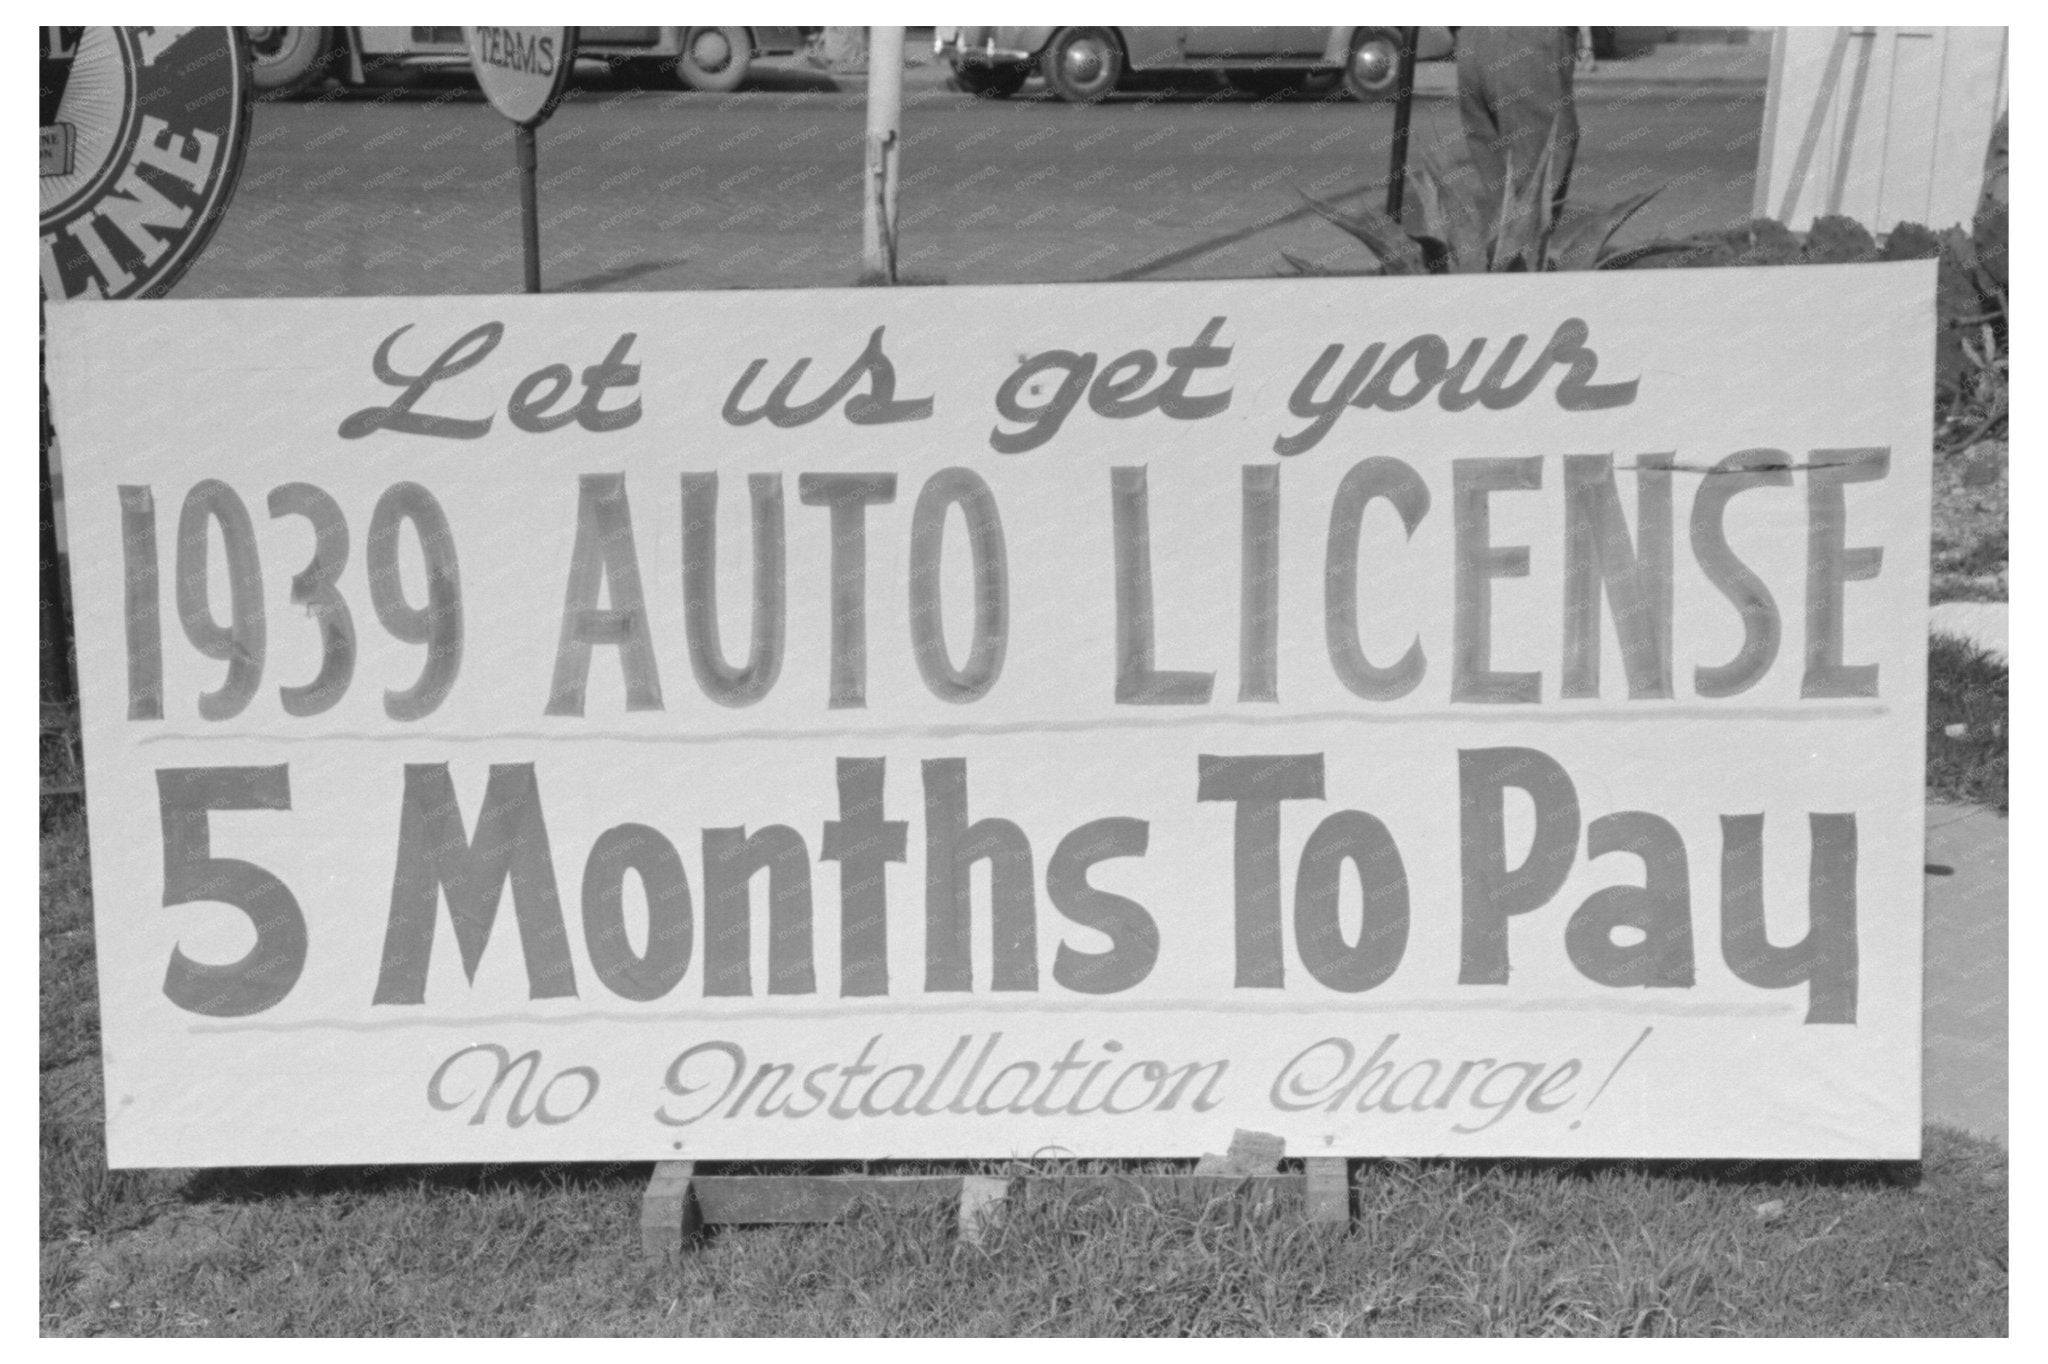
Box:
[639,1160,701,1259]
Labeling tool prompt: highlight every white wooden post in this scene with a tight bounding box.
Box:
[861,25,904,284]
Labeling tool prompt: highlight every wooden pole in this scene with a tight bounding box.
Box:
[517,123,541,293]
[1384,28,1421,222]
[861,25,904,284]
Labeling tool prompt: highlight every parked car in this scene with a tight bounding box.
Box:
[939,26,1455,103]
[244,26,815,97]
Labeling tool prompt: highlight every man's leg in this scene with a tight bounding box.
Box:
[1486,27,1579,212]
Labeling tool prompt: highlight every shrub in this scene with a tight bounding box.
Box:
[1291,121,2006,448]
[1285,121,1697,277]
[1801,214,1879,264]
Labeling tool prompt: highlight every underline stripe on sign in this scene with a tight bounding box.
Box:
[137,704,1889,747]
[191,997,1793,1034]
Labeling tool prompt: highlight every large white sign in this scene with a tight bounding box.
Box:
[45,268,1933,1168]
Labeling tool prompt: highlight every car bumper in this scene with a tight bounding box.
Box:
[946,27,1037,66]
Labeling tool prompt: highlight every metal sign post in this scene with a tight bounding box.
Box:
[517,123,542,293]
[862,25,905,284]
[463,26,577,293]
[1384,27,1421,222]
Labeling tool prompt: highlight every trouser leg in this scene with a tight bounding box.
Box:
[1455,42,1507,209]
[1458,27,1579,214]
[1484,27,1579,211]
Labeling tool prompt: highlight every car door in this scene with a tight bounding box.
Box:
[1180,26,1279,58]
[1178,26,1329,60]
[1117,27,1184,69]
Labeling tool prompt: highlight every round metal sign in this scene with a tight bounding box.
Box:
[464,26,578,127]
[39,26,253,302]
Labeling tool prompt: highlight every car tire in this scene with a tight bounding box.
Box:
[1041,27,1122,103]
[245,26,333,98]
[676,26,752,92]
[952,61,1027,98]
[1343,27,1406,102]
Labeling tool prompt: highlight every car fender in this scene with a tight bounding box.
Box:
[746,26,810,57]
[354,26,418,56]
[1039,26,1165,69]
[1326,26,1455,65]
[992,26,1059,57]
[1119,28,1189,69]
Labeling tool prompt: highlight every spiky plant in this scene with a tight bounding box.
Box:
[1285,120,1689,275]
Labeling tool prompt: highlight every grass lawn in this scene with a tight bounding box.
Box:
[1926,635,2008,811]
[1932,440,2008,603]
[39,433,2009,1337]
[1925,436,2009,812]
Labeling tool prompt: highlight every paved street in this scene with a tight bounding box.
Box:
[180,57,1767,299]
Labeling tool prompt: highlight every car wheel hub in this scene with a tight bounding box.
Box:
[1351,44,1392,84]
[693,32,732,70]
[1064,43,1104,83]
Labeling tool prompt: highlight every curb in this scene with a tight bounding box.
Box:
[1406,83,1765,106]
[1409,65,1764,102]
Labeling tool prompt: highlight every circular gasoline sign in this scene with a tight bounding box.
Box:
[464,27,578,127]
[39,26,253,302]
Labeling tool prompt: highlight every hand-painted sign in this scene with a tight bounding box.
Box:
[44,268,1933,1168]
[39,27,252,302]
[464,26,577,126]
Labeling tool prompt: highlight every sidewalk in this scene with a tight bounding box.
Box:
[1411,38,1770,101]
[876,36,1772,99]
[1924,802,2007,1145]
[1930,601,2009,664]
[1922,595,2008,1148]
